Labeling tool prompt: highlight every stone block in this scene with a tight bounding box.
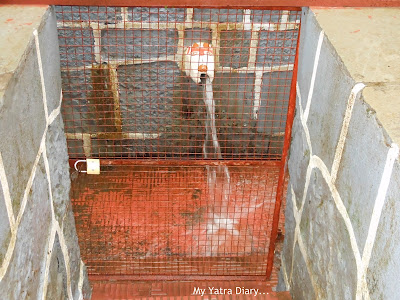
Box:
[298,168,357,299]
[62,208,83,299]
[0,158,52,300]
[81,263,92,299]
[45,235,68,300]
[62,65,117,139]
[367,161,400,299]
[211,72,256,156]
[65,139,86,158]
[61,69,94,134]
[127,7,185,22]
[184,28,212,47]
[38,7,62,114]
[193,9,243,23]
[296,8,323,109]
[55,6,122,24]
[290,245,316,299]
[45,114,71,224]
[101,29,178,60]
[252,10,281,23]
[287,107,311,208]
[0,42,46,216]
[257,30,298,67]
[219,30,251,69]
[118,61,180,133]
[58,27,95,68]
[0,184,11,267]
[288,10,301,22]
[277,188,296,290]
[213,72,254,116]
[336,99,391,252]
[257,71,292,134]
[306,36,354,171]
[117,61,186,155]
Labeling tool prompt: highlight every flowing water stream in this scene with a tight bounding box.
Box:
[202,78,236,255]
[203,77,222,160]
[202,77,230,188]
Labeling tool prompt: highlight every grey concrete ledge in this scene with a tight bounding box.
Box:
[313,7,400,146]
[0,5,49,100]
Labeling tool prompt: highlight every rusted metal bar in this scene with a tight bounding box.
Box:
[265,21,301,279]
[89,274,268,281]
[3,0,400,7]
[69,158,281,168]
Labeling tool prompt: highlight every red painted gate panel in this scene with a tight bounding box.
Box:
[57,6,300,280]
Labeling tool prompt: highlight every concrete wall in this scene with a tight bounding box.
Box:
[55,6,300,158]
[0,6,91,299]
[278,7,400,300]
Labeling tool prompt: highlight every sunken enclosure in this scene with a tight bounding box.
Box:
[56,6,301,280]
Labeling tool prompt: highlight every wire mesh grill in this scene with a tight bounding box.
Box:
[57,6,300,279]
[57,7,300,160]
[71,162,283,277]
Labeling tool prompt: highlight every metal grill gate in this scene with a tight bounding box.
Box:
[57,6,300,280]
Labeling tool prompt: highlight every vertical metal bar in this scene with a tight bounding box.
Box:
[265,21,301,279]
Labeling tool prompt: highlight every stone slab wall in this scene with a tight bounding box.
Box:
[277,7,400,300]
[55,6,300,159]
[0,6,91,300]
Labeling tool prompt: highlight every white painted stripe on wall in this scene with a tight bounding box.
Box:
[243,9,252,30]
[279,10,289,30]
[280,253,290,290]
[311,155,363,280]
[56,223,73,300]
[331,83,365,183]
[0,134,45,280]
[185,8,194,23]
[17,135,45,223]
[358,143,399,299]
[0,28,75,299]
[0,153,15,227]
[78,260,85,300]
[248,30,260,69]
[0,30,50,276]
[297,229,319,293]
[297,82,313,158]
[48,90,63,125]
[253,71,263,119]
[289,186,298,283]
[40,227,57,300]
[290,184,318,293]
[33,30,49,120]
[304,30,324,123]
[40,143,57,300]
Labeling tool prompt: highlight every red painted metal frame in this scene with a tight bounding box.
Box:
[3,0,400,7]
[265,21,300,279]
[70,159,282,168]
[60,6,297,280]
[89,274,268,281]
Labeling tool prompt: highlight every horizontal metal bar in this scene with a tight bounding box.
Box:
[69,158,282,167]
[61,63,294,74]
[3,0,400,7]
[89,274,268,281]
[58,20,299,31]
[65,132,161,140]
